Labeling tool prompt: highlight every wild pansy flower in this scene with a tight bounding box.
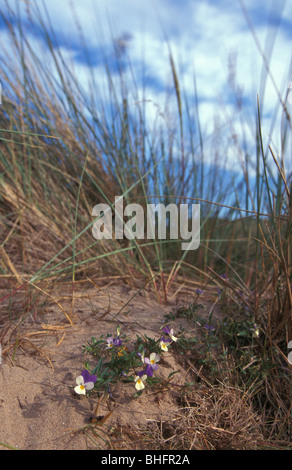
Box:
[106,337,115,348]
[203,324,215,334]
[162,325,177,342]
[144,352,160,377]
[134,374,147,391]
[106,326,122,349]
[160,341,168,352]
[106,337,113,348]
[74,370,97,395]
[106,335,122,349]
[115,337,123,347]
[196,288,204,295]
[160,336,171,352]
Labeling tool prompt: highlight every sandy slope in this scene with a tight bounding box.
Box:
[0,283,199,450]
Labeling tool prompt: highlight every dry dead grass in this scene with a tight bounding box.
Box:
[95,384,264,451]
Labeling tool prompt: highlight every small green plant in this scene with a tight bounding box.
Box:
[192,315,279,396]
[74,324,179,398]
[172,330,199,354]
[217,317,260,350]
[164,303,205,323]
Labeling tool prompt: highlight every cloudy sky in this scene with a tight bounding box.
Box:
[1,0,291,176]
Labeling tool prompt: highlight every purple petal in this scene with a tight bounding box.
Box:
[162,326,170,335]
[203,324,215,333]
[145,364,154,377]
[81,369,91,382]
[160,336,171,343]
[137,369,147,377]
[113,338,122,347]
[81,369,97,384]
[137,365,154,378]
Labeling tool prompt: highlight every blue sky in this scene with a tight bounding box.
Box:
[1,0,291,178]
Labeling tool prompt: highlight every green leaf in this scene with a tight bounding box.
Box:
[168,370,178,379]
